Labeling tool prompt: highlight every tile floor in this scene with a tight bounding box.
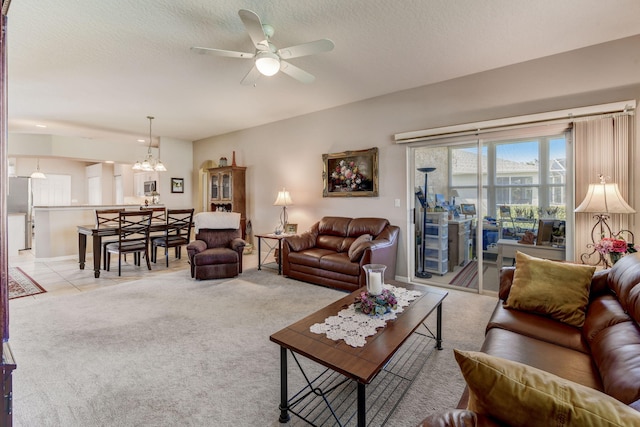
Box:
[9,248,260,298]
[9,247,495,300]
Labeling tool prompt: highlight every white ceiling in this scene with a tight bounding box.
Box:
[6,0,640,146]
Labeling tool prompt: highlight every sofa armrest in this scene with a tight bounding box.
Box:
[283,230,317,252]
[230,238,246,251]
[187,239,207,255]
[230,238,246,272]
[186,240,207,278]
[358,225,400,285]
[498,267,515,301]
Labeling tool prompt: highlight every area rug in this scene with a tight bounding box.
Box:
[448,261,488,289]
[8,267,46,299]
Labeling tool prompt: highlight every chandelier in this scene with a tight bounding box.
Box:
[132,116,166,172]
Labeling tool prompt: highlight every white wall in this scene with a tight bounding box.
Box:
[8,134,193,208]
[12,157,90,204]
[8,35,640,274]
[157,137,193,209]
[193,34,640,279]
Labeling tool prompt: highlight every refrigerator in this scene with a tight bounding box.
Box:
[7,176,33,250]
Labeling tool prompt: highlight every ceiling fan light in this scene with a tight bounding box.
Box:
[255,51,280,76]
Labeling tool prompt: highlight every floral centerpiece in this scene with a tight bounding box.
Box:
[354,289,398,316]
[595,236,637,266]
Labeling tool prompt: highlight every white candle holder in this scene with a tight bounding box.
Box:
[363,264,386,296]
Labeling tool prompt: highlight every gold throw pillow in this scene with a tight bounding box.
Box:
[505,251,595,327]
[455,349,640,427]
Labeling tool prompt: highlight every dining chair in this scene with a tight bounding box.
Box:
[95,208,125,270]
[141,206,167,239]
[105,210,153,276]
[142,206,167,223]
[152,208,194,267]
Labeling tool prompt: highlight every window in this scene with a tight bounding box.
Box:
[449,134,567,220]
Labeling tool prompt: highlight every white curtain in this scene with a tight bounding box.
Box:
[574,115,633,263]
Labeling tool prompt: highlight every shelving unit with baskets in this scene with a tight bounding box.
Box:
[423,212,448,275]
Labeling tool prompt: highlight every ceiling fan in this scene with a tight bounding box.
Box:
[191,9,334,86]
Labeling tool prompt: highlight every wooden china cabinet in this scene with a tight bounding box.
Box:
[208,165,247,237]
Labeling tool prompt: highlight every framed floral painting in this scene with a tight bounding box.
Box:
[322,147,378,197]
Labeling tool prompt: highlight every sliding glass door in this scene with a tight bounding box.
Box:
[409,130,568,294]
[411,140,484,291]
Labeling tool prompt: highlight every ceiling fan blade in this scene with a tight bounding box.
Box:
[238,9,269,50]
[191,46,255,59]
[280,61,315,84]
[241,65,261,86]
[278,39,335,59]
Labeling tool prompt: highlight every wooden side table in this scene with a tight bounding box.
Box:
[255,233,293,275]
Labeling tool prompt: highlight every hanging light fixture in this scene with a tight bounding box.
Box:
[132,116,166,172]
[30,158,46,179]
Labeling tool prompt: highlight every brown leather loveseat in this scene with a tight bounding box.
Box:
[421,252,640,426]
[282,216,399,292]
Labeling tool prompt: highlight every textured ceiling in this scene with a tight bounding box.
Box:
[6,0,640,145]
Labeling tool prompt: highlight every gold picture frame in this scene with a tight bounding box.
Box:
[285,223,298,234]
[322,147,379,197]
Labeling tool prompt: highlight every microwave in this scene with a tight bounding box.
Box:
[144,180,156,196]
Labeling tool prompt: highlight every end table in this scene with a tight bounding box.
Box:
[255,233,292,275]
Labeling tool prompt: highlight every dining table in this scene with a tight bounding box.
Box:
[77,222,168,278]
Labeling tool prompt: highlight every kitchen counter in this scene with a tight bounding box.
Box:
[33,205,164,259]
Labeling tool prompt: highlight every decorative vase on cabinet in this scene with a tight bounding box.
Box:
[208,165,247,238]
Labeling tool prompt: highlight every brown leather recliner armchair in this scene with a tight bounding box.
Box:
[186,212,246,280]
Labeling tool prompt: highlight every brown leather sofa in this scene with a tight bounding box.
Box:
[420,253,640,426]
[282,216,399,292]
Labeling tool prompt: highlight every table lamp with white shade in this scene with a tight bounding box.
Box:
[273,188,293,234]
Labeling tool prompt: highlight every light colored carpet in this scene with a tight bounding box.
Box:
[8,268,497,426]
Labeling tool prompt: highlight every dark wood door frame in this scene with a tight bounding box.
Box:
[1,2,17,426]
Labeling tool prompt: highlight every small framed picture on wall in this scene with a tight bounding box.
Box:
[171,178,184,193]
[285,223,298,234]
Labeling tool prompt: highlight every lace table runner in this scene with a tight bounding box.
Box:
[309,284,423,348]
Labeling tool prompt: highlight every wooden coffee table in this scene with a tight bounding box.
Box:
[269,280,447,426]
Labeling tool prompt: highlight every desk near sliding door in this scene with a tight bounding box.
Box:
[496,238,565,269]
